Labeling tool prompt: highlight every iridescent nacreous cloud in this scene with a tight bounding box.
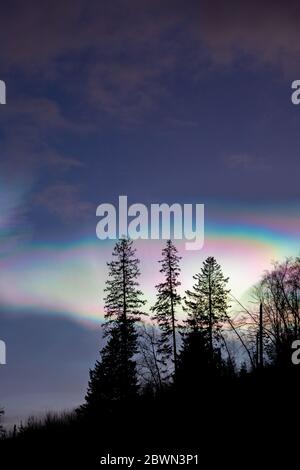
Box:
[0,202,299,325]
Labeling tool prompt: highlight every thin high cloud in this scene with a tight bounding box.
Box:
[1,2,297,125]
[195,0,300,74]
[1,2,299,74]
[224,154,271,172]
[35,183,94,223]
[0,1,298,238]
[0,96,88,175]
[0,1,298,144]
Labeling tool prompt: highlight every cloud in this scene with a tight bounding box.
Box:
[0,96,87,180]
[3,98,81,131]
[0,0,298,212]
[0,1,178,75]
[0,178,31,254]
[192,0,300,74]
[0,2,186,126]
[224,153,271,172]
[0,0,298,133]
[0,1,299,76]
[35,183,94,223]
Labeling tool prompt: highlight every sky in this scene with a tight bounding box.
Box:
[0,0,300,426]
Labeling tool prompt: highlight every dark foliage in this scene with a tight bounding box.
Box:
[151,240,181,378]
[82,239,146,408]
[1,245,300,465]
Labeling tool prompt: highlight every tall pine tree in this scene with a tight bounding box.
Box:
[183,256,230,363]
[177,257,230,388]
[151,240,181,378]
[83,239,146,408]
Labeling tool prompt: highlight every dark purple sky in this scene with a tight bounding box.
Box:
[0,0,300,426]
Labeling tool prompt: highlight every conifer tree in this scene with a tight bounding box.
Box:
[183,256,230,361]
[177,258,230,388]
[83,239,146,407]
[151,240,181,377]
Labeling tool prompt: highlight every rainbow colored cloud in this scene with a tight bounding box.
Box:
[0,202,299,324]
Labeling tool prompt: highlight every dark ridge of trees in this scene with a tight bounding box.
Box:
[78,244,300,407]
[1,240,300,463]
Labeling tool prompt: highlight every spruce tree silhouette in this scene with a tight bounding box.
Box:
[151,240,181,379]
[179,256,230,383]
[83,239,146,409]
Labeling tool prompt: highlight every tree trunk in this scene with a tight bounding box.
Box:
[259,302,263,368]
[168,253,177,377]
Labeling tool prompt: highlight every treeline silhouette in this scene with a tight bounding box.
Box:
[1,239,300,465]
